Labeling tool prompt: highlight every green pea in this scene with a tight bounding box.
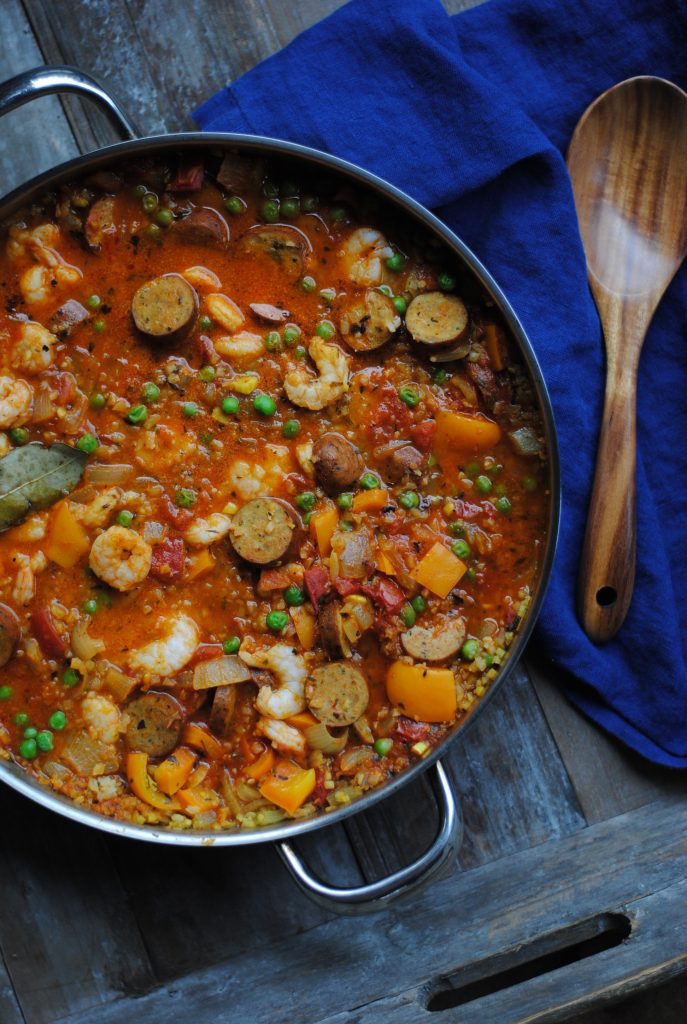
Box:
[377,284,393,297]
[399,491,421,512]
[155,208,173,227]
[223,636,240,655]
[221,395,239,415]
[62,668,80,688]
[398,385,420,407]
[266,610,289,632]
[339,519,354,531]
[302,511,313,527]
[393,296,407,315]
[337,492,353,510]
[176,488,196,509]
[461,638,480,661]
[126,404,148,425]
[76,432,98,454]
[294,345,307,360]
[433,368,447,384]
[283,324,301,345]
[284,585,306,607]
[262,180,279,198]
[449,521,465,536]
[147,224,161,238]
[329,205,347,222]
[282,419,300,439]
[86,294,101,310]
[116,510,134,528]
[495,496,512,514]
[386,252,406,272]
[23,727,37,739]
[451,539,471,559]
[142,193,158,213]
[183,401,200,418]
[359,472,380,490]
[9,427,29,446]
[281,197,300,218]
[198,315,213,331]
[319,287,336,305]
[374,737,393,757]
[264,331,282,352]
[484,654,495,668]
[465,461,480,478]
[89,391,106,410]
[301,196,319,213]
[0,685,12,700]
[141,382,160,403]
[14,711,29,726]
[19,738,37,760]
[465,568,477,583]
[253,393,276,416]
[36,730,54,753]
[49,710,67,731]
[438,272,456,291]
[199,365,216,382]
[225,195,246,215]
[475,475,492,494]
[523,476,537,492]
[132,184,147,198]
[411,595,426,614]
[300,276,317,292]
[400,604,416,627]
[296,491,316,512]
[261,199,280,223]
[316,320,335,340]
[83,598,98,615]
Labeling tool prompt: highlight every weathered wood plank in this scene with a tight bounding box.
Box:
[49,796,687,1024]
[0,785,154,1024]
[0,951,24,1024]
[0,0,79,197]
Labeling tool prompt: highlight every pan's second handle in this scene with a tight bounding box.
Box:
[278,760,461,915]
[0,66,138,141]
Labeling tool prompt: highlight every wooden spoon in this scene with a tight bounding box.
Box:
[567,76,687,643]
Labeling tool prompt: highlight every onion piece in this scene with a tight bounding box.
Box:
[32,383,56,423]
[71,620,105,660]
[353,715,374,744]
[338,745,375,775]
[102,662,138,702]
[192,655,252,690]
[305,722,349,754]
[85,463,134,486]
[61,389,88,434]
[143,520,168,544]
[61,731,118,777]
[332,529,374,580]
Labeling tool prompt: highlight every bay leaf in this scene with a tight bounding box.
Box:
[0,442,88,531]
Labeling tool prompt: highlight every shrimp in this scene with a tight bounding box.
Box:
[0,376,33,429]
[340,228,393,286]
[11,321,56,375]
[89,526,152,592]
[184,512,232,547]
[214,331,264,362]
[226,445,293,502]
[128,613,199,677]
[182,265,221,289]
[295,441,314,476]
[257,717,307,757]
[283,336,350,411]
[11,553,35,606]
[19,263,81,306]
[82,693,122,745]
[239,642,307,719]
[70,487,122,528]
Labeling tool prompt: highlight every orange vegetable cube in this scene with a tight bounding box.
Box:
[309,505,338,557]
[182,722,223,760]
[483,323,506,372]
[260,760,316,815]
[244,745,275,780]
[289,605,317,650]
[376,548,396,575]
[176,786,220,813]
[186,548,215,580]
[154,747,196,795]
[352,489,389,513]
[386,661,458,722]
[286,710,319,730]
[411,542,467,598]
[126,752,181,811]
[435,409,501,452]
[45,502,90,569]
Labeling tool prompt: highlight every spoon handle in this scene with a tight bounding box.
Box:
[578,347,638,642]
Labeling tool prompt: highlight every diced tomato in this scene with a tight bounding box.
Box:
[159,493,194,529]
[257,568,291,595]
[332,577,360,597]
[504,601,521,631]
[369,383,412,444]
[393,717,431,743]
[169,161,204,191]
[51,372,77,406]
[187,643,224,669]
[362,575,405,613]
[410,420,436,453]
[311,766,328,807]
[304,565,331,608]
[31,608,67,660]
[453,499,483,521]
[149,537,186,580]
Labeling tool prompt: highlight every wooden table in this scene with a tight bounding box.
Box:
[1,2,687,1022]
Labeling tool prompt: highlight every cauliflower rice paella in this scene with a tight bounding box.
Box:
[0,152,548,831]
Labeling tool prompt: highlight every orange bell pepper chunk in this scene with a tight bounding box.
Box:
[176,787,220,813]
[436,409,501,452]
[309,505,338,557]
[183,722,223,760]
[126,752,181,811]
[44,501,90,569]
[259,760,316,815]
[483,323,506,372]
[154,747,196,795]
[244,745,275,780]
[411,541,467,598]
[285,710,319,730]
[289,605,317,650]
[352,488,389,513]
[376,547,396,575]
[186,548,215,581]
[386,661,458,723]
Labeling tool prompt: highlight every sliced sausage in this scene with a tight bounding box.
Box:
[131,274,198,342]
[239,225,312,280]
[0,603,20,667]
[380,443,425,483]
[172,207,229,247]
[339,289,401,352]
[84,195,117,252]
[216,152,265,194]
[249,303,290,324]
[318,597,351,659]
[208,685,237,737]
[305,661,369,727]
[313,433,364,493]
[49,299,90,338]
[229,497,300,565]
[401,616,466,662]
[125,692,184,757]
[406,292,469,348]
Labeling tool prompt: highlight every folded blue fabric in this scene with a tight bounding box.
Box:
[195,0,687,766]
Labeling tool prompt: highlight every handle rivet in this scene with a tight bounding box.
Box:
[596,586,618,607]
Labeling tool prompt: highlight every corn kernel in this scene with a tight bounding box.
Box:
[228,373,259,394]
[411,740,430,757]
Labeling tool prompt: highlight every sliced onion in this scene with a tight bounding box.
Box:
[332,530,374,580]
[32,383,56,423]
[61,731,118,777]
[143,520,168,544]
[353,715,374,744]
[85,463,134,486]
[72,620,105,660]
[450,374,478,405]
[305,722,349,754]
[61,389,88,434]
[338,746,374,774]
[102,662,138,702]
[221,770,242,816]
[192,655,252,690]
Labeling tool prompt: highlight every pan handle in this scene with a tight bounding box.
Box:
[277,760,461,915]
[0,66,138,140]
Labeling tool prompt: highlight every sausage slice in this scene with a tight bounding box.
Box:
[229,498,300,565]
[208,685,237,737]
[125,692,184,757]
[305,661,369,727]
[380,443,425,483]
[318,598,351,659]
[313,433,364,493]
[239,225,312,280]
[249,303,291,324]
[401,616,466,662]
[0,603,20,668]
[406,292,469,348]
[172,207,230,247]
[84,196,116,252]
[339,289,401,352]
[49,299,90,338]
[131,274,198,342]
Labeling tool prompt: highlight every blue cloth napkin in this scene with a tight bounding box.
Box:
[195,0,687,767]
